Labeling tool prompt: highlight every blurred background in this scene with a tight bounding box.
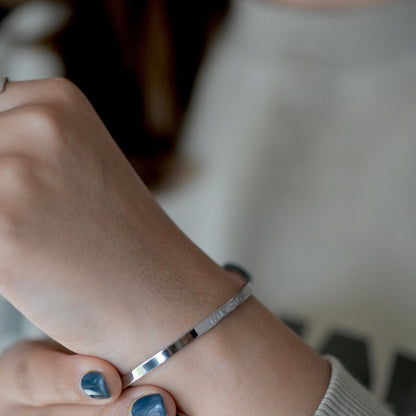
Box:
[1,1,416,415]
[0,0,228,187]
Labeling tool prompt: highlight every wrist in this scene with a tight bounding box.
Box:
[93,255,244,374]
[122,265,253,387]
[142,297,330,415]
[82,247,330,415]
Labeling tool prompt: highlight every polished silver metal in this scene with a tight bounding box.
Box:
[0,77,8,93]
[122,280,254,388]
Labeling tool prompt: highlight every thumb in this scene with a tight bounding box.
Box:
[0,339,122,406]
[114,385,184,416]
[33,384,188,416]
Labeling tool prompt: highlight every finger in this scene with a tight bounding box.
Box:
[0,78,81,113]
[0,340,121,406]
[0,102,64,159]
[0,80,45,113]
[125,386,178,416]
[24,385,183,416]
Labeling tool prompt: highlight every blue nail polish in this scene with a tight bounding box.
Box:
[131,394,167,416]
[81,371,111,399]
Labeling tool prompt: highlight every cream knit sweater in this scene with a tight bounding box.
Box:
[156,0,416,414]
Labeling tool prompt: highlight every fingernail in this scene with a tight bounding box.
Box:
[81,371,111,399]
[131,394,167,416]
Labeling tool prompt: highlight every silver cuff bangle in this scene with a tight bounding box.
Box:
[122,264,254,388]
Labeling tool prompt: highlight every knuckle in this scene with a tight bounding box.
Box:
[13,348,58,408]
[13,103,66,157]
[12,354,35,405]
[20,104,62,142]
[44,77,81,103]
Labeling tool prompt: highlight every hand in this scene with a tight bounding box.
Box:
[0,78,241,373]
[0,79,330,416]
[0,340,186,416]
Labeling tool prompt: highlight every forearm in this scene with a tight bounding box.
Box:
[150,297,330,416]
[95,239,330,416]
[0,78,329,415]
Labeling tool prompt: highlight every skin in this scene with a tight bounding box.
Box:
[0,340,183,416]
[0,78,330,415]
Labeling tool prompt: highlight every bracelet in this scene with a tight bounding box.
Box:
[121,264,254,388]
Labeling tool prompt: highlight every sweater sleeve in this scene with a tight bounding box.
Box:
[315,356,395,416]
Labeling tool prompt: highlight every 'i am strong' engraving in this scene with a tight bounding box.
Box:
[209,295,244,325]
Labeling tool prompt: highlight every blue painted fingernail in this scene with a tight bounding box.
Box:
[81,371,111,399]
[131,394,167,416]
